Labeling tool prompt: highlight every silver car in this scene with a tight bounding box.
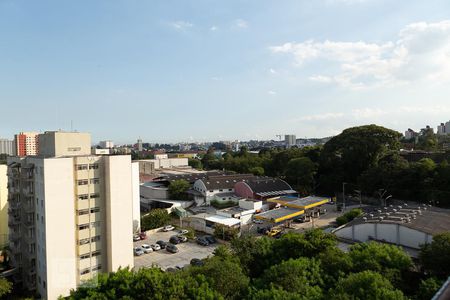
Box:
[134,247,144,256]
[141,244,153,254]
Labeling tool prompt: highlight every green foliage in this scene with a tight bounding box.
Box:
[247,287,307,300]
[0,277,12,298]
[419,232,450,278]
[416,277,443,300]
[213,224,239,241]
[249,166,264,176]
[168,179,190,200]
[329,271,407,300]
[255,258,323,298]
[285,157,317,195]
[336,208,363,226]
[141,209,171,231]
[66,267,222,300]
[210,199,237,209]
[188,158,203,170]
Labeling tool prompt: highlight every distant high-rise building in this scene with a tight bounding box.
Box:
[445,121,450,135]
[0,138,15,155]
[7,131,138,299]
[404,128,418,140]
[14,132,40,157]
[437,123,446,135]
[137,138,143,152]
[99,140,114,149]
[285,134,296,148]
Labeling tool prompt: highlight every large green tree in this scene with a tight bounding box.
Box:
[141,209,171,231]
[168,179,190,200]
[419,232,450,278]
[0,278,12,298]
[285,157,317,195]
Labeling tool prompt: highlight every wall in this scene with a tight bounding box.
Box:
[39,132,91,157]
[0,165,8,247]
[104,156,134,272]
[131,162,141,233]
[234,182,254,199]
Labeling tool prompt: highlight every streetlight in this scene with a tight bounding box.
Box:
[384,195,393,207]
[354,190,362,208]
[342,182,347,212]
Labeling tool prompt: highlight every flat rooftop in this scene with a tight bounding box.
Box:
[268,196,330,209]
[255,207,304,223]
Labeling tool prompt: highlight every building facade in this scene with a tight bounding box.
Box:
[7,131,135,299]
[285,134,296,148]
[0,139,15,156]
[0,165,8,247]
[14,132,40,157]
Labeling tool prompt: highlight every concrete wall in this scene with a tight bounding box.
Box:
[39,132,91,157]
[0,165,8,247]
[41,158,77,300]
[131,162,141,233]
[104,156,134,272]
[239,199,263,211]
[335,222,433,249]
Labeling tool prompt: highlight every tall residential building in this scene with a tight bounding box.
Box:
[7,131,137,299]
[285,134,296,148]
[99,140,114,149]
[0,138,15,156]
[404,128,418,140]
[445,121,450,135]
[14,132,40,157]
[0,165,8,247]
[437,123,446,135]
[137,138,143,152]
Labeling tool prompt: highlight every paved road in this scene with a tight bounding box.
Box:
[134,230,217,270]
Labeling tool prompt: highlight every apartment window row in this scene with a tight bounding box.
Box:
[77,207,101,216]
[77,178,100,185]
[79,251,101,260]
[78,193,100,200]
[77,164,99,170]
[78,235,101,245]
[80,265,102,275]
[78,221,101,231]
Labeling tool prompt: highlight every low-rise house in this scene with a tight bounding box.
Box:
[234,177,297,200]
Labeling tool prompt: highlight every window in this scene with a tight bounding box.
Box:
[90,193,100,198]
[91,236,101,242]
[228,189,232,191]
[78,209,89,216]
[90,178,99,184]
[92,265,102,271]
[43,281,46,289]
[91,221,101,228]
[77,179,88,186]
[90,207,100,213]
[89,164,99,170]
[219,189,223,192]
[91,250,101,257]
[78,194,89,200]
[79,253,90,260]
[80,268,90,275]
[79,238,89,245]
[77,164,88,170]
[78,224,89,230]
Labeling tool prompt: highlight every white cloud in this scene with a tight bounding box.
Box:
[269,68,278,74]
[268,90,277,95]
[210,26,218,31]
[270,20,450,89]
[170,21,193,31]
[234,19,248,29]
[296,112,345,121]
[211,76,222,81]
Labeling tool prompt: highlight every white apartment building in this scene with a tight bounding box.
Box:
[0,165,8,247]
[0,138,15,156]
[7,131,137,299]
[285,134,296,148]
[99,140,114,149]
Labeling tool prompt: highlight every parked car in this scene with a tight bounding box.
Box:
[163,225,175,232]
[156,240,167,249]
[204,235,216,244]
[253,219,264,224]
[151,244,161,251]
[166,244,179,253]
[196,237,209,246]
[141,244,153,254]
[134,247,144,256]
[294,217,305,223]
[267,228,282,237]
[169,236,181,244]
[178,229,189,235]
[177,235,188,243]
[190,258,205,267]
[139,232,147,240]
[133,235,140,242]
[257,226,271,234]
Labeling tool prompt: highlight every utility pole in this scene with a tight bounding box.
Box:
[355,190,362,208]
[342,182,347,212]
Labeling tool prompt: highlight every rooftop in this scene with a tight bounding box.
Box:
[268,195,330,209]
[201,174,256,190]
[255,207,304,223]
[246,178,296,197]
[205,214,241,227]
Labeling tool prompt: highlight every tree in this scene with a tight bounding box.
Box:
[416,277,443,300]
[141,209,171,231]
[247,287,309,300]
[285,157,317,195]
[349,242,412,284]
[329,271,407,300]
[336,208,363,226]
[249,166,264,176]
[188,158,202,170]
[0,278,12,298]
[255,258,323,299]
[318,247,353,286]
[419,232,450,278]
[213,224,239,241]
[168,179,190,200]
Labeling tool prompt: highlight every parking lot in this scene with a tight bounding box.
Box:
[133,230,217,271]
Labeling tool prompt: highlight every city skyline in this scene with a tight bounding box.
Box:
[1,0,450,143]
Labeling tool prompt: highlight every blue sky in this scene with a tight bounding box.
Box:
[1,0,450,143]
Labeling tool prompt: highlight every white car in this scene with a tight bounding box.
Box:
[134,247,144,256]
[178,229,189,235]
[133,235,140,242]
[163,225,175,232]
[141,244,153,254]
[151,244,161,251]
[253,219,264,224]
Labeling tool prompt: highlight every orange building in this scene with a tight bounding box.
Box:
[14,132,40,156]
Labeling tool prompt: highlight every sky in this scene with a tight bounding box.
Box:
[1,0,450,144]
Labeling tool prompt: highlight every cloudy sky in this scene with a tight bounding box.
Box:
[1,0,450,143]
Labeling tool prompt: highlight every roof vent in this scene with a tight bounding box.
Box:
[363,217,368,222]
[393,209,397,212]
[398,206,402,209]
[377,210,382,213]
[379,217,384,221]
[369,214,374,218]
[404,203,408,206]
[389,205,393,207]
